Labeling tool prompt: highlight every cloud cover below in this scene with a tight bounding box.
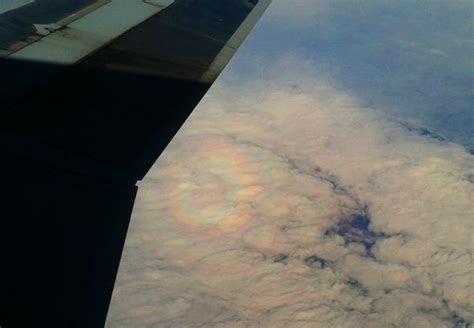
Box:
[107,1,474,327]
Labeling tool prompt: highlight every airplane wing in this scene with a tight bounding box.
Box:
[0,1,270,327]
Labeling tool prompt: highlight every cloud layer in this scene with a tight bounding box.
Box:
[106,1,473,327]
[106,55,473,327]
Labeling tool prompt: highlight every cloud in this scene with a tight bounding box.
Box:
[106,52,473,327]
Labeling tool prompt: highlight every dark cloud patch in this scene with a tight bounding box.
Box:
[304,255,327,269]
[442,299,473,328]
[346,278,369,297]
[325,207,391,257]
[452,313,471,328]
[273,254,289,265]
[467,174,474,183]
[399,121,446,142]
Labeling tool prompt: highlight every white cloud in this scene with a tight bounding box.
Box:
[107,53,473,327]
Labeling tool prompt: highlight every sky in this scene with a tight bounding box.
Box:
[231,0,474,152]
[106,1,474,327]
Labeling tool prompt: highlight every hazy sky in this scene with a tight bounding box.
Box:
[232,0,474,152]
[107,1,473,327]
